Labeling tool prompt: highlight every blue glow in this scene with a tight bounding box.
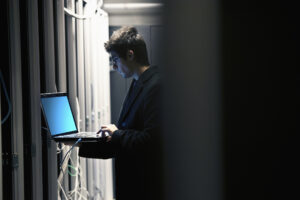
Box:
[41,96,77,136]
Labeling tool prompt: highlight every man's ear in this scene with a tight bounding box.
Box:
[127,50,134,61]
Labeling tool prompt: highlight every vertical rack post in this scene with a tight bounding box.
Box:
[8,0,25,199]
[54,0,68,198]
[76,0,88,198]
[27,0,43,199]
[82,2,94,197]
[65,0,78,193]
[42,0,58,199]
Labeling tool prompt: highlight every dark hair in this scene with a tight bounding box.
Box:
[104,26,150,66]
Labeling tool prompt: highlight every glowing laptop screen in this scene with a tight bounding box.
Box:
[41,96,77,136]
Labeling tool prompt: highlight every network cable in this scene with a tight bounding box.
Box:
[59,138,82,174]
[60,148,90,200]
[0,69,12,124]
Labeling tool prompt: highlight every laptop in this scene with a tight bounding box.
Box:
[40,92,103,142]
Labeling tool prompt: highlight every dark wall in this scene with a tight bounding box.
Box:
[222,1,275,199]
[163,1,222,200]
[221,1,298,200]
[163,0,297,200]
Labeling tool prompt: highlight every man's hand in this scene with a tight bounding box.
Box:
[98,124,118,142]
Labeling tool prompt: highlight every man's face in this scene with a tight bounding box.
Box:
[110,51,133,78]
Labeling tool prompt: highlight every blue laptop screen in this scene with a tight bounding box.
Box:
[41,96,77,136]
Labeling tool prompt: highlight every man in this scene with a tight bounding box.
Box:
[79,26,162,200]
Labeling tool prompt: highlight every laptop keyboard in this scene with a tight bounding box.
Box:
[55,132,100,138]
[77,132,99,137]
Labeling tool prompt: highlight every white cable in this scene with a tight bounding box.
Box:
[64,0,103,20]
[57,151,70,188]
[68,153,90,200]
[58,180,69,200]
[58,149,89,200]
[68,156,79,193]
[74,161,79,200]
[57,143,67,154]
[75,190,88,200]
[77,162,90,199]
[60,139,82,169]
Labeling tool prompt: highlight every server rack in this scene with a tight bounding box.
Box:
[26,0,43,199]
[1,1,114,199]
[76,0,88,198]
[8,0,25,199]
[65,0,78,197]
[40,0,58,199]
[54,0,69,199]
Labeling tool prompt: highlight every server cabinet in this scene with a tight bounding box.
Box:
[76,0,88,198]
[40,0,58,199]
[8,0,25,199]
[21,0,44,199]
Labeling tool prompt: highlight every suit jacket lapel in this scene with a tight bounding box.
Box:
[117,66,158,127]
[118,82,143,126]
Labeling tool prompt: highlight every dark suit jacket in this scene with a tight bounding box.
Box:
[79,66,162,200]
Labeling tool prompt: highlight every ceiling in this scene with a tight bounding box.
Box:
[103,0,163,3]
